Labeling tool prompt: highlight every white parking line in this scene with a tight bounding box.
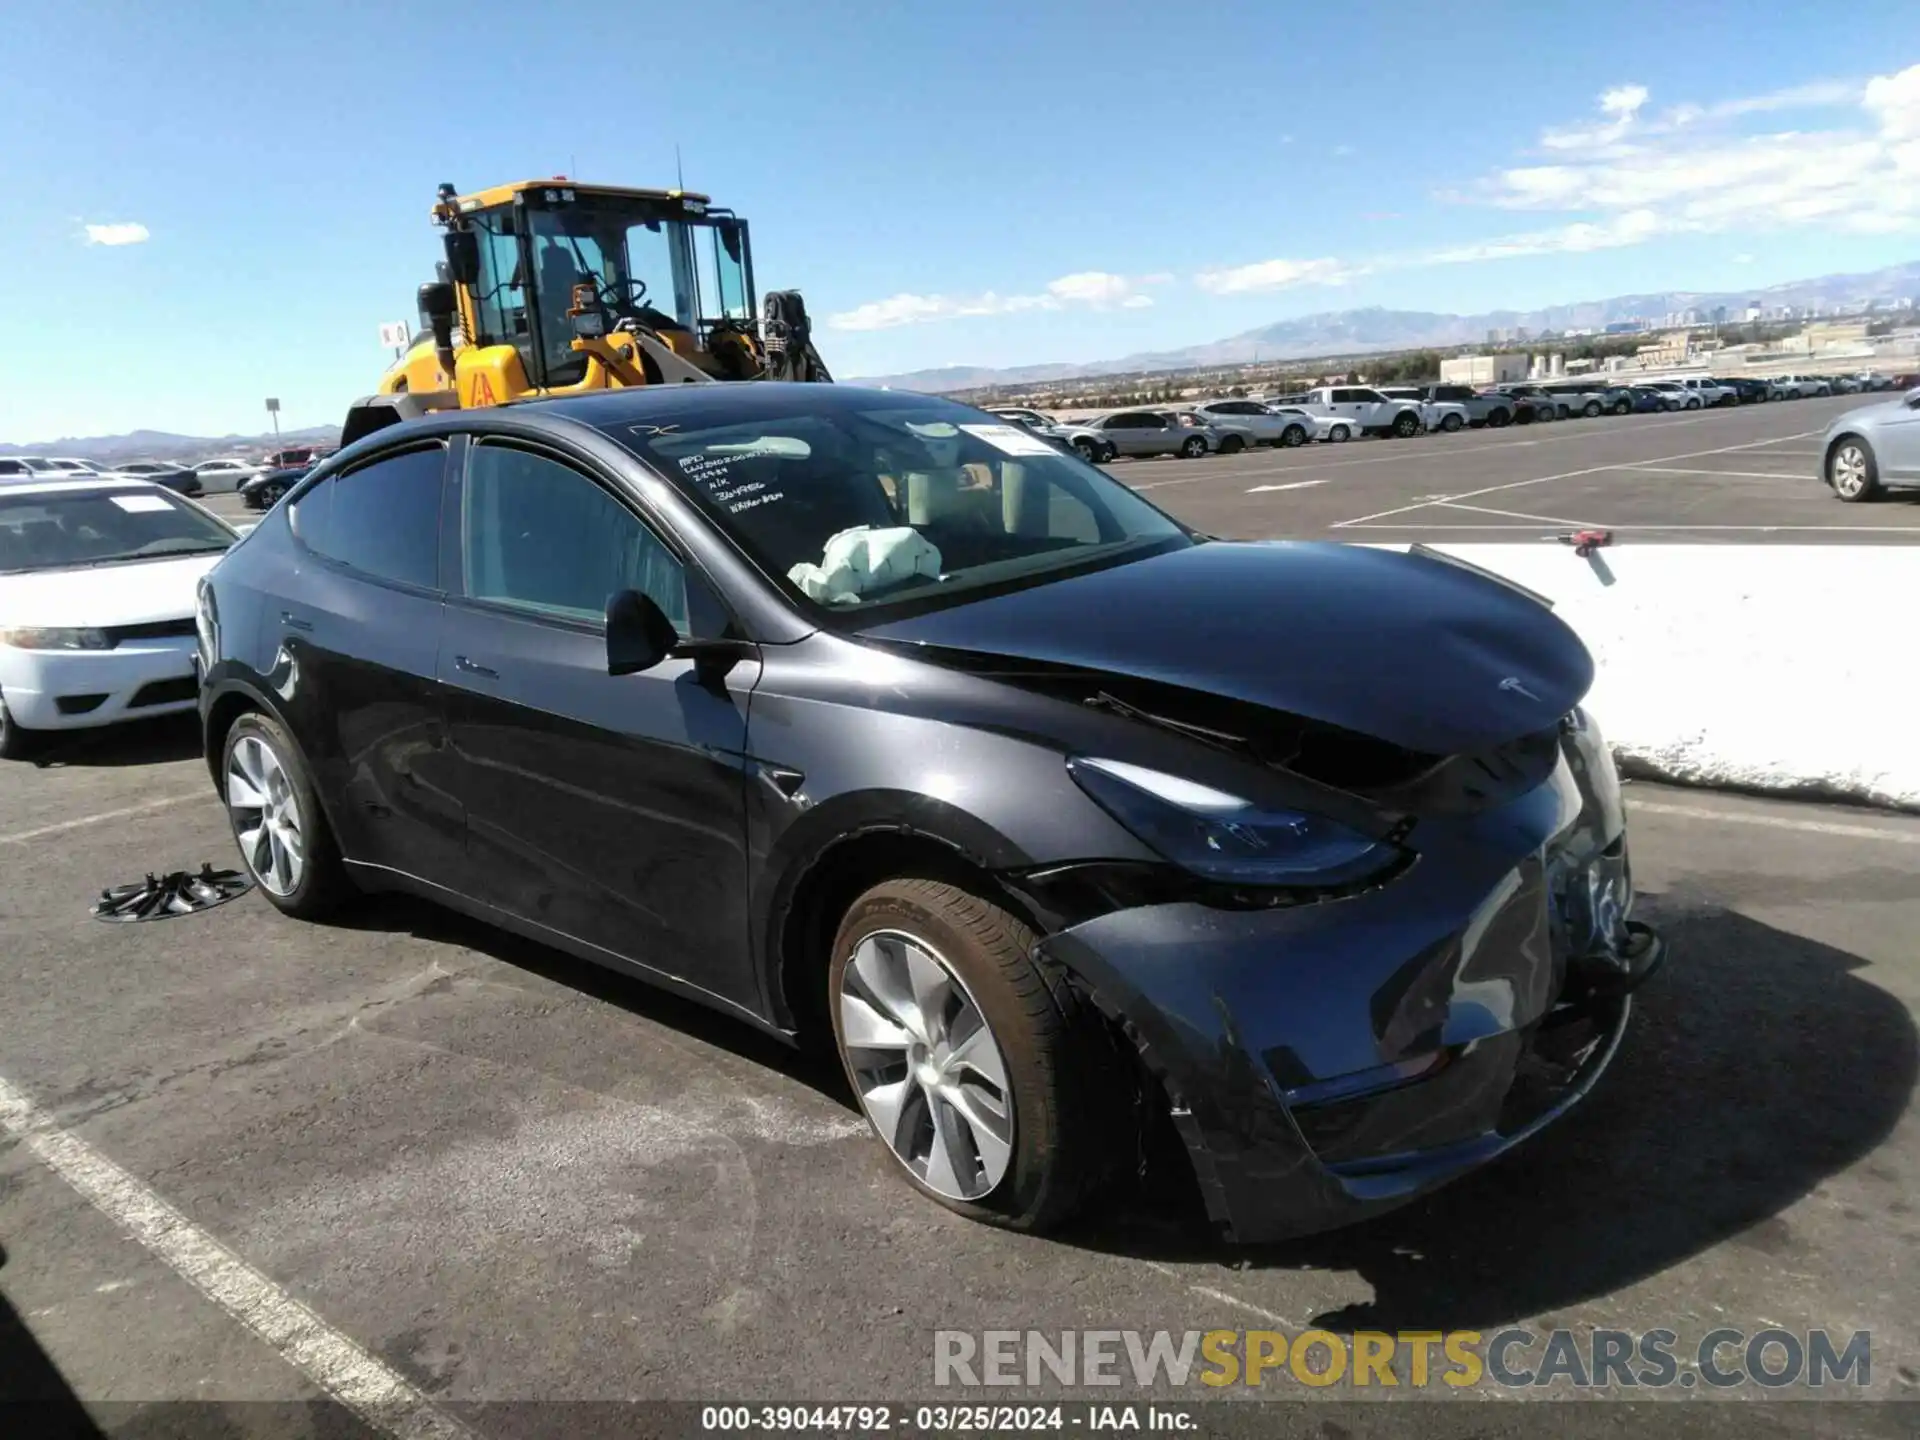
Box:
[0,792,207,846]
[1628,800,1920,844]
[1329,431,1825,528]
[0,1073,472,1440]
[1247,479,1328,493]
[1340,522,1920,532]
[1437,501,1596,524]
[1626,466,1810,480]
[1127,414,1723,491]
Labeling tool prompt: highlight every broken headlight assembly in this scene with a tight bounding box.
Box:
[1066,756,1402,889]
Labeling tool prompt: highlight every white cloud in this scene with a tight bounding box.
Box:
[1471,64,1920,244]
[827,269,1161,331]
[82,221,150,246]
[1193,257,1360,295]
[1425,210,1665,265]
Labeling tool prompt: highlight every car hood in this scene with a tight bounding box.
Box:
[864,540,1593,756]
[1828,398,1912,432]
[0,553,225,628]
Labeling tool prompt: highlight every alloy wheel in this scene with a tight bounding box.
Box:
[838,929,1014,1201]
[226,734,307,896]
[1831,444,1870,498]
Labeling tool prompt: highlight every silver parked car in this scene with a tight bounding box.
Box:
[1821,389,1920,502]
[985,407,1118,464]
[1079,409,1221,458]
[1185,399,1300,449]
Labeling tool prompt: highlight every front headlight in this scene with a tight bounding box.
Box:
[1067,757,1399,888]
[0,627,113,651]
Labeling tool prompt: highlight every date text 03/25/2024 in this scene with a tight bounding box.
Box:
[700,1404,1195,1431]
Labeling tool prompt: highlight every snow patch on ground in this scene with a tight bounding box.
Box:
[1369,544,1920,811]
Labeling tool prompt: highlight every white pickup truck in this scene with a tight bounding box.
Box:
[1295,385,1426,438]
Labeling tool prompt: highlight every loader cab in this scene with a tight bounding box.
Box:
[441,180,757,392]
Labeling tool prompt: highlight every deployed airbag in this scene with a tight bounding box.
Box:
[788,525,943,604]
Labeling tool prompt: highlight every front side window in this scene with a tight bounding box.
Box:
[0,487,233,574]
[293,445,445,591]
[619,395,1191,621]
[462,442,688,632]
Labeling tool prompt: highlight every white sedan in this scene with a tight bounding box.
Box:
[0,478,239,758]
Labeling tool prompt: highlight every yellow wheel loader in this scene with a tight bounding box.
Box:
[341,178,832,446]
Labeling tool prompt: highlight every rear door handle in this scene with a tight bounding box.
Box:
[280,611,313,632]
[453,655,499,679]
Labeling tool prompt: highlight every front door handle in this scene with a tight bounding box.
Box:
[453,655,499,679]
[280,611,313,632]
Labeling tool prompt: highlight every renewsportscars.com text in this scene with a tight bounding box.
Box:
[933,1328,1872,1390]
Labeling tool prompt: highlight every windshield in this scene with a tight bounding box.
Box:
[506,192,754,386]
[619,394,1193,621]
[0,488,235,573]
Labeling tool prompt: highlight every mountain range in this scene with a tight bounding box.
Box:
[10,262,1916,453]
[0,425,339,464]
[849,260,1920,393]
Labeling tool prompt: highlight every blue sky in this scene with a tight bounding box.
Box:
[4,0,1918,442]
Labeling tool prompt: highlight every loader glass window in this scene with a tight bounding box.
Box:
[472,218,530,352]
[710,224,751,321]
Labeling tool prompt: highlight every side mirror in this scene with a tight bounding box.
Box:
[418,281,458,369]
[606,589,681,676]
[443,229,481,286]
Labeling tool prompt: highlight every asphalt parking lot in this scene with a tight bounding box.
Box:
[1,710,1917,1434]
[1113,394,1920,544]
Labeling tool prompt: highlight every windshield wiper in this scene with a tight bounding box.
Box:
[72,546,230,567]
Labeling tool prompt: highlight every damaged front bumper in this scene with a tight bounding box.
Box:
[1033,712,1667,1244]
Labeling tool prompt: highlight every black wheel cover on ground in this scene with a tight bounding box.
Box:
[92,865,253,922]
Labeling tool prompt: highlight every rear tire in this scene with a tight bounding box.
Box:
[1072,438,1098,463]
[1582,401,1602,418]
[1329,424,1351,443]
[1488,408,1512,428]
[1179,436,1208,458]
[1828,437,1883,503]
[221,711,354,920]
[1391,410,1420,438]
[829,879,1125,1233]
[1439,412,1463,433]
[1280,425,1307,447]
[1219,434,1246,455]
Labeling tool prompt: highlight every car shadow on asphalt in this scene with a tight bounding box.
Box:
[321,891,860,1110]
[0,1243,104,1435]
[1063,896,1919,1333]
[25,714,202,771]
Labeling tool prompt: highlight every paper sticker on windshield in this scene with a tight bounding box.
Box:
[110,494,173,513]
[959,423,1059,457]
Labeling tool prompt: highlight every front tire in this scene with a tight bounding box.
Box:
[1685,397,1701,410]
[1218,433,1246,455]
[1488,408,1512,428]
[1439,412,1463,433]
[222,711,353,919]
[1391,410,1420,438]
[1072,438,1098,464]
[1179,436,1208,458]
[1280,424,1307,447]
[1828,437,1883,502]
[830,879,1122,1233]
[1328,423,1351,443]
[1582,401,1602,418]
[0,697,39,761]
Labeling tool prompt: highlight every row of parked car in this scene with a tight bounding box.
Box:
[988,370,1910,461]
[0,446,333,500]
